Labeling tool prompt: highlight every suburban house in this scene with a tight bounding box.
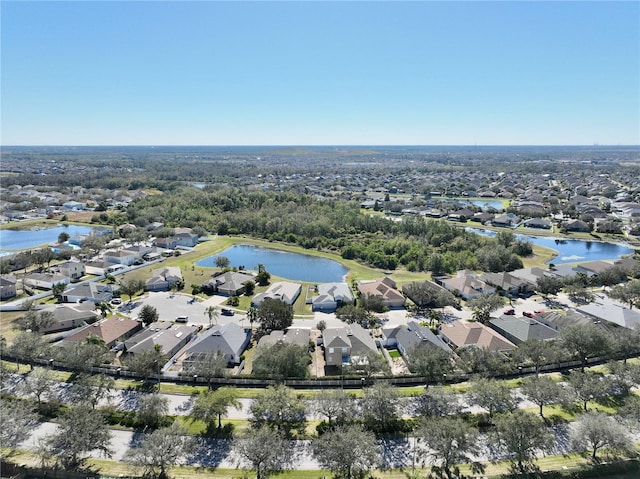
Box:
[145,266,183,292]
[323,323,378,367]
[381,321,452,362]
[152,237,178,250]
[121,245,153,260]
[84,260,122,276]
[24,272,69,290]
[479,271,535,297]
[574,260,615,278]
[252,281,302,306]
[488,315,559,345]
[103,250,138,266]
[577,300,640,330]
[61,282,114,304]
[440,271,495,300]
[174,231,199,247]
[56,260,85,281]
[492,213,520,227]
[181,322,251,366]
[564,220,591,232]
[535,309,603,331]
[440,321,516,352]
[60,316,142,349]
[0,275,17,300]
[62,200,83,211]
[523,218,552,229]
[123,322,199,358]
[40,303,98,334]
[203,271,256,296]
[311,282,355,311]
[257,327,310,349]
[471,212,495,224]
[357,277,405,309]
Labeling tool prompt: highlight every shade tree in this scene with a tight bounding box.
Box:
[558,324,613,371]
[136,393,170,429]
[9,331,51,370]
[233,425,297,479]
[406,344,453,387]
[0,399,38,452]
[414,386,464,418]
[126,422,195,479]
[138,304,159,326]
[56,340,109,373]
[570,412,632,461]
[513,339,561,376]
[312,424,382,479]
[457,346,511,377]
[249,384,307,436]
[16,310,55,334]
[468,378,517,422]
[520,375,565,419]
[22,367,56,408]
[361,382,403,432]
[313,389,357,428]
[493,410,553,475]
[68,373,115,410]
[566,370,613,412]
[124,346,167,382]
[416,416,482,479]
[43,406,112,470]
[254,298,293,338]
[190,387,240,431]
[607,279,640,309]
[119,278,145,303]
[252,341,310,380]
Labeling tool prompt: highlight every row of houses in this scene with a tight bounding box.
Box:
[435,258,639,302]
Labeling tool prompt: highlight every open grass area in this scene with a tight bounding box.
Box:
[0,311,23,343]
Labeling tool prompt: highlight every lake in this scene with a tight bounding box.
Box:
[0,224,111,255]
[466,228,634,264]
[197,244,350,283]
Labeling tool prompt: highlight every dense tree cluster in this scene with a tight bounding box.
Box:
[120,188,529,274]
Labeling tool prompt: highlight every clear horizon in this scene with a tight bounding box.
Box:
[2,1,639,146]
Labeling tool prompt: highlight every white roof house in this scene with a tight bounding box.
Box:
[312,282,355,311]
[252,281,302,306]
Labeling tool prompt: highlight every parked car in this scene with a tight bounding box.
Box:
[111,298,122,305]
[175,315,189,323]
[503,308,515,315]
[221,308,234,316]
[523,311,535,318]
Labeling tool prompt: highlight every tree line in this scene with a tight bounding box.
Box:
[3,365,639,479]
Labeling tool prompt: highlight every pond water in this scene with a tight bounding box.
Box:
[197,244,350,283]
[0,224,111,255]
[466,228,634,264]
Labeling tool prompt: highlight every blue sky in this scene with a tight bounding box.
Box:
[1,1,638,146]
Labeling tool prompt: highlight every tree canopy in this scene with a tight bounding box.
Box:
[255,298,294,338]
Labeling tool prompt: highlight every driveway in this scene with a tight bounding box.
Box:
[124,292,245,327]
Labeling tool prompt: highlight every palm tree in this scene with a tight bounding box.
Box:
[95,301,112,319]
[247,306,258,329]
[204,306,219,327]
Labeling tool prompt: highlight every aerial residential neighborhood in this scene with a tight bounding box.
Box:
[1,0,640,475]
